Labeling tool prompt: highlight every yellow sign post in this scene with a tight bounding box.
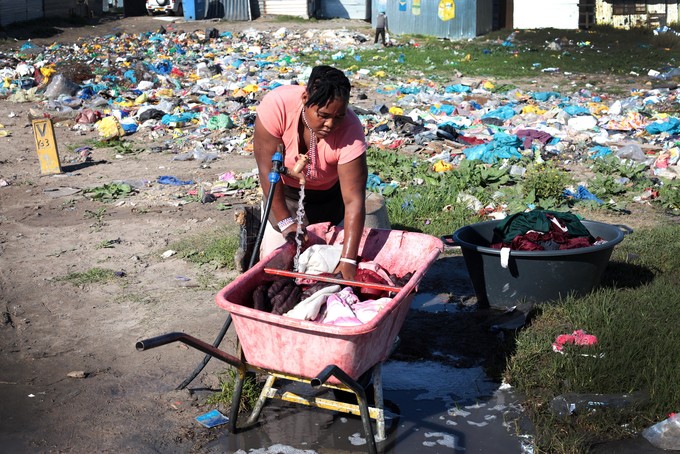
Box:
[32,118,62,175]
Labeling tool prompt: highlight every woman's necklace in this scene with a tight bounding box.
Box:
[300,108,317,179]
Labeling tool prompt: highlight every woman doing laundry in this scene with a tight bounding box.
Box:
[253,65,368,280]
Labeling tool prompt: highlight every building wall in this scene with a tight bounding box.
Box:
[513,0,579,29]
[316,0,369,20]
[595,1,679,29]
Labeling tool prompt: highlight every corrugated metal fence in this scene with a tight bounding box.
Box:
[257,0,310,18]
[206,0,252,20]
[372,0,494,41]
[0,0,42,26]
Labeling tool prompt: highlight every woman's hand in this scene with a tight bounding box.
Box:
[282,224,308,247]
[334,261,357,281]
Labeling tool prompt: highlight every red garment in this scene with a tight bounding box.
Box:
[493,214,599,251]
[354,268,390,299]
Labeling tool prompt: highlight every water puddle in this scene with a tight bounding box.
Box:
[199,279,534,452]
[410,292,460,313]
[203,359,533,453]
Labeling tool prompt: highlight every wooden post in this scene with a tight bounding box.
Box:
[32,118,62,175]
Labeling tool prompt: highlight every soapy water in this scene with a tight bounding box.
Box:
[293,185,306,271]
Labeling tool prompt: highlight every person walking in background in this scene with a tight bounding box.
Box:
[374,9,389,46]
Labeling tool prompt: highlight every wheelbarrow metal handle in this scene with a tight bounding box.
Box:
[136,332,245,372]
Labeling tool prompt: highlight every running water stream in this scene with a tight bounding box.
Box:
[293,185,306,271]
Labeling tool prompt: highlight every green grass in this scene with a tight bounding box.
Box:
[301,26,677,83]
[204,369,263,414]
[506,224,680,453]
[168,226,240,270]
[57,267,121,286]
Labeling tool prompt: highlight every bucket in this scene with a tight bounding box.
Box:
[364,192,391,229]
[450,220,628,309]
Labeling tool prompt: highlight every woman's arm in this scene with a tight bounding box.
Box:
[253,116,297,238]
[335,153,368,280]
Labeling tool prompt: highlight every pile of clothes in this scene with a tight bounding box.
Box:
[490,210,605,251]
[251,244,413,326]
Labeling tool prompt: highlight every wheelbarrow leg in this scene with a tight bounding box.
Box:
[312,365,378,454]
[372,363,385,441]
[228,368,245,433]
[245,374,276,426]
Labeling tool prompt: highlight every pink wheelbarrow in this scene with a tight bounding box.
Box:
[136,222,443,453]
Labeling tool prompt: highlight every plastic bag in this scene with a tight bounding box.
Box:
[642,413,680,450]
[97,116,125,139]
[43,74,80,99]
[385,32,390,44]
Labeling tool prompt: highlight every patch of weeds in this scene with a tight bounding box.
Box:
[183,194,202,203]
[110,139,144,155]
[84,207,108,230]
[521,162,573,208]
[590,155,647,181]
[61,198,77,209]
[96,238,121,249]
[386,185,483,237]
[204,369,263,414]
[84,138,111,149]
[274,14,317,23]
[169,227,240,270]
[652,30,680,50]
[367,147,428,188]
[56,267,121,286]
[83,182,135,202]
[654,178,680,215]
[451,158,514,189]
[195,270,231,290]
[587,173,629,199]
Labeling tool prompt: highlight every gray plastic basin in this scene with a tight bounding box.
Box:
[452,219,626,309]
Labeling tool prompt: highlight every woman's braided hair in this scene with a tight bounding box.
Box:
[304,65,351,108]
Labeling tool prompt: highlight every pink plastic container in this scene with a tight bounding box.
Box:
[215,223,443,383]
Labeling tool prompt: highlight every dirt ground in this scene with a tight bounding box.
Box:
[0,14,673,454]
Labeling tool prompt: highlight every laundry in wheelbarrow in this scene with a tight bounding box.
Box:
[317,287,391,326]
[285,284,341,320]
[267,278,302,315]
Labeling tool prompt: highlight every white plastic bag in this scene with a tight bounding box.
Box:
[385,32,391,44]
[642,413,680,450]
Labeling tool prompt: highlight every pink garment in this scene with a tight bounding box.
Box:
[552,329,598,353]
[256,85,367,191]
[315,287,388,326]
[318,287,363,326]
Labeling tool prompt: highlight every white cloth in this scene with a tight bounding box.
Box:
[500,247,510,269]
[284,285,341,320]
[296,244,343,274]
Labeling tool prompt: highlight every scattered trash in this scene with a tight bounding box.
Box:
[195,409,229,428]
[642,412,680,450]
[67,371,87,379]
[157,176,194,186]
[0,23,676,218]
[550,391,649,417]
[552,329,598,353]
